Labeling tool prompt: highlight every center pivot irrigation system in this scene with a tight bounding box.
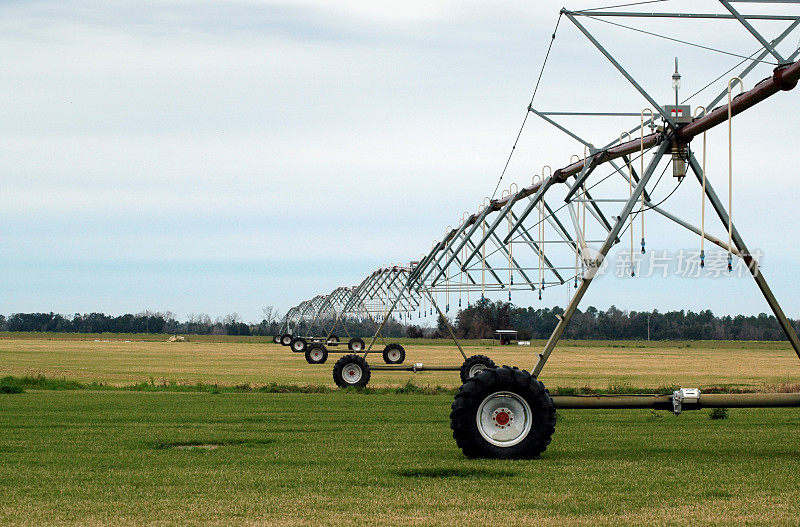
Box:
[279,263,499,383]
[280,1,800,458]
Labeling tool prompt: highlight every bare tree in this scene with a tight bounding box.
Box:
[261,306,278,324]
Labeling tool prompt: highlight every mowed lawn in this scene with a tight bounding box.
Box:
[3,334,800,525]
[1,334,799,389]
[2,390,800,526]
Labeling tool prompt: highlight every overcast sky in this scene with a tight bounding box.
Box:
[2,0,800,323]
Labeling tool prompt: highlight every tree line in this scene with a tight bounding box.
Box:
[425,299,800,341]
[3,301,799,341]
[0,307,409,338]
[1,311,257,336]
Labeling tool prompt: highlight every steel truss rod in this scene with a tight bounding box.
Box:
[563,10,678,128]
[485,226,542,290]
[529,107,654,207]
[365,273,465,358]
[504,209,566,285]
[423,290,467,360]
[567,203,590,261]
[572,10,800,21]
[424,230,487,289]
[533,139,671,377]
[647,204,740,255]
[539,111,648,116]
[409,241,443,283]
[354,301,390,346]
[461,236,506,287]
[437,191,525,285]
[687,152,800,358]
[542,200,579,250]
[426,222,474,284]
[703,20,800,110]
[719,0,787,63]
[418,227,465,288]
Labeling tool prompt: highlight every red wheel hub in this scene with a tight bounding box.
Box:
[495,411,510,426]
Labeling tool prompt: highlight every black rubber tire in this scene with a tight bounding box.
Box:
[272,335,280,344]
[305,344,328,364]
[280,334,292,346]
[328,335,340,343]
[459,354,497,383]
[382,343,406,364]
[348,337,365,352]
[290,337,307,354]
[450,366,556,459]
[332,354,371,388]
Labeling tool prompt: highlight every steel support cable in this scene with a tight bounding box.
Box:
[577,0,670,12]
[681,48,760,104]
[582,14,779,65]
[490,13,563,200]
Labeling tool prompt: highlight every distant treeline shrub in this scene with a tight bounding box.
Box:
[450,299,800,341]
[1,301,797,341]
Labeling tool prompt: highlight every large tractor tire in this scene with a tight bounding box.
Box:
[347,338,365,352]
[332,354,371,388]
[450,366,556,459]
[290,337,308,354]
[305,344,329,365]
[272,335,280,344]
[382,343,406,365]
[280,334,293,346]
[459,355,497,383]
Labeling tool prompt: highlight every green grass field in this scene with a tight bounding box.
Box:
[2,334,800,525]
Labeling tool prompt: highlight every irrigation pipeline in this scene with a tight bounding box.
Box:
[421,59,800,253]
[552,392,800,410]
